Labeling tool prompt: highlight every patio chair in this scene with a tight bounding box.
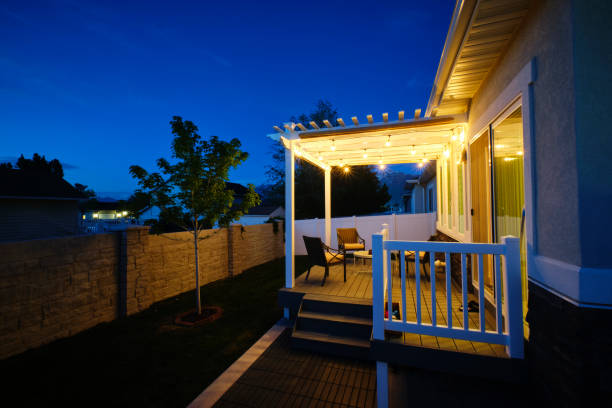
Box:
[336,228,366,258]
[303,236,346,286]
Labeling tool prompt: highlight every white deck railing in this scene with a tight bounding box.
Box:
[372,234,524,359]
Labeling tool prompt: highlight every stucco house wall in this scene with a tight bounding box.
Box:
[468,0,579,266]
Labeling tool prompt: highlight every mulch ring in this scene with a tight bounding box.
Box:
[174,306,223,327]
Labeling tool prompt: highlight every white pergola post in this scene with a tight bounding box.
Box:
[324,168,331,246]
[285,144,295,289]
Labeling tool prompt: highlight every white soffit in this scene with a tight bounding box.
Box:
[429,0,529,117]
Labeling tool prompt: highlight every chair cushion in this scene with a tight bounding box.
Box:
[343,243,365,250]
[325,252,344,263]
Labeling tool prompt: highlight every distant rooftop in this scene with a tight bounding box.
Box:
[0,169,85,200]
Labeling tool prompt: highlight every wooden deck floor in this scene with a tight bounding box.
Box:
[291,259,507,358]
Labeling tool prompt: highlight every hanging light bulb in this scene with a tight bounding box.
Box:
[517,151,524,156]
[443,149,450,158]
[385,135,391,147]
[418,162,424,168]
[344,166,350,173]
[363,148,368,159]
[459,128,465,142]
[451,129,457,141]
[379,164,385,170]
[318,152,323,160]
[411,145,416,155]
[331,139,336,151]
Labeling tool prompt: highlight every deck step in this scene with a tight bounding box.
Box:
[291,330,371,360]
[297,310,372,339]
[301,293,372,319]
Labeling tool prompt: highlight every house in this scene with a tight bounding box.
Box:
[234,205,284,226]
[402,161,436,214]
[0,169,85,241]
[81,199,130,221]
[271,0,612,406]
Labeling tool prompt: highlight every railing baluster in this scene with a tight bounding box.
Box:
[461,253,468,331]
[495,254,503,334]
[415,250,421,325]
[478,253,485,333]
[430,251,436,327]
[445,252,451,329]
[400,251,407,324]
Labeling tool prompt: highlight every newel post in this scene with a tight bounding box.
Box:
[372,232,384,340]
[502,236,524,358]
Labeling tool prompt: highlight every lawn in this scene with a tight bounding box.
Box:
[1,256,308,408]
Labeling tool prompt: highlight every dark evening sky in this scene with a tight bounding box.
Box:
[0,0,454,198]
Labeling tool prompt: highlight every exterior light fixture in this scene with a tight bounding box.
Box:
[93,213,98,219]
[331,140,336,151]
[385,135,391,147]
[123,211,128,216]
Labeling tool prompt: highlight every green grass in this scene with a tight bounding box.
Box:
[1,256,309,408]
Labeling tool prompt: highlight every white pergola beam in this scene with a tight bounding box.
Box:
[337,118,346,127]
[351,116,359,126]
[309,121,320,129]
[296,123,307,131]
[414,108,422,119]
[382,113,388,122]
[398,111,405,121]
[323,120,332,128]
[367,114,374,124]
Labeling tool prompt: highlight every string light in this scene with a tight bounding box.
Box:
[331,139,336,151]
[385,135,391,147]
[363,148,368,159]
[517,151,524,156]
[451,129,457,141]
[418,162,424,168]
[459,129,465,142]
[411,145,416,155]
[344,166,350,173]
[443,149,450,158]
[504,157,517,162]
[318,152,323,160]
[379,164,385,170]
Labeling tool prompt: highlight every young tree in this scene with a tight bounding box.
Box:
[129,116,260,315]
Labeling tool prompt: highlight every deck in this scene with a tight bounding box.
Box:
[284,259,507,358]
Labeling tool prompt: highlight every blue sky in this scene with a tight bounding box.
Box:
[0,0,454,198]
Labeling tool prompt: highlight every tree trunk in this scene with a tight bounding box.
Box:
[194,227,202,315]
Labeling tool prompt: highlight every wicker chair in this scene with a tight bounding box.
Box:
[303,236,346,286]
[336,228,366,257]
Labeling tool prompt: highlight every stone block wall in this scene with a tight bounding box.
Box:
[0,223,284,359]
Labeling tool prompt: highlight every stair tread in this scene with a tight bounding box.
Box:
[303,293,373,306]
[292,329,371,348]
[298,311,372,326]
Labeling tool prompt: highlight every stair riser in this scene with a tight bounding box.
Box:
[297,317,372,339]
[301,300,372,319]
[292,337,371,360]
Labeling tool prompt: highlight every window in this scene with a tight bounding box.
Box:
[492,107,524,242]
[446,159,452,227]
[457,160,465,233]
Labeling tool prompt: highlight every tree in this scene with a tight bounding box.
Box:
[1,153,64,178]
[265,100,390,219]
[74,183,96,198]
[129,116,260,315]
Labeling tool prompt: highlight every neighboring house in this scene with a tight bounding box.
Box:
[0,169,85,242]
[273,0,612,406]
[402,162,436,214]
[234,205,284,226]
[81,199,129,221]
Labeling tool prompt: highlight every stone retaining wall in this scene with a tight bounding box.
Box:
[0,222,284,359]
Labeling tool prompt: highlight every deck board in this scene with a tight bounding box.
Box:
[291,259,507,358]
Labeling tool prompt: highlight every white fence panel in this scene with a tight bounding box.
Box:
[294,212,436,255]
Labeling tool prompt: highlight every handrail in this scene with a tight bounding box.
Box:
[372,235,524,358]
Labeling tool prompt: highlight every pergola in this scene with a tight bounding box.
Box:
[270,110,467,289]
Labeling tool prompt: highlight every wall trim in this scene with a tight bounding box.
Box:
[530,255,612,308]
